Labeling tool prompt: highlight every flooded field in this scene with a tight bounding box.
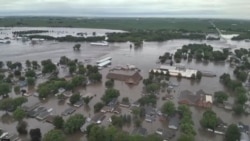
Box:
[0,27,250,141]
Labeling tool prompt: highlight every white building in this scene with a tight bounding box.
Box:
[160,65,197,78]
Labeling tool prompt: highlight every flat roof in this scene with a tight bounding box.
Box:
[205,95,213,103]
[96,57,112,64]
[97,60,111,67]
[108,70,138,76]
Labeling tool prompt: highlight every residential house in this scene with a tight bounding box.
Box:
[131,100,140,108]
[144,105,157,123]
[223,101,234,111]
[132,127,148,136]
[22,101,40,112]
[101,98,118,113]
[238,122,249,134]
[101,106,113,113]
[207,119,227,135]
[119,101,130,108]
[106,70,142,85]
[178,90,213,108]
[162,129,176,141]
[36,111,50,120]
[240,132,250,141]
[80,121,94,132]
[168,113,181,130]
[46,115,56,124]
[73,100,84,108]
[91,112,106,124]
[28,106,47,118]
[61,107,76,116]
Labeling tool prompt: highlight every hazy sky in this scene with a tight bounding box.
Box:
[1,0,250,19]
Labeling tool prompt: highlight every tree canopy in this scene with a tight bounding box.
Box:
[13,107,26,121]
[64,114,85,134]
[101,88,120,104]
[200,110,219,130]
[225,124,241,141]
[214,91,228,104]
[53,116,64,129]
[43,130,66,141]
[161,101,176,116]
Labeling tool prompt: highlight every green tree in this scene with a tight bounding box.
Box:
[225,124,241,141]
[32,61,39,69]
[161,101,176,116]
[14,86,21,94]
[233,104,245,115]
[78,65,86,75]
[69,65,76,75]
[25,60,31,68]
[53,116,64,129]
[237,93,247,105]
[0,61,4,69]
[13,107,26,121]
[71,75,86,87]
[0,82,11,97]
[214,91,228,104]
[73,44,81,51]
[200,110,218,130]
[16,120,28,135]
[145,83,160,94]
[25,70,36,77]
[0,98,13,112]
[138,94,157,106]
[13,97,28,109]
[41,59,57,74]
[6,61,13,70]
[177,134,195,141]
[180,123,196,135]
[82,96,93,105]
[94,102,104,113]
[69,93,81,105]
[105,79,114,88]
[27,77,36,86]
[64,114,85,134]
[111,115,124,128]
[101,88,120,104]
[196,71,202,80]
[89,72,102,82]
[43,130,66,141]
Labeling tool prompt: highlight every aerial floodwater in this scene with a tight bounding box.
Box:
[0,26,250,141]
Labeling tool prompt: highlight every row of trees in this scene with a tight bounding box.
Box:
[28,35,105,42]
[106,30,206,43]
[13,30,48,35]
[220,73,247,115]
[178,105,196,141]
[200,110,241,141]
[87,125,162,141]
[174,44,229,62]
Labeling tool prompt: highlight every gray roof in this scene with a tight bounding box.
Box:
[168,113,180,129]
[179,90,200,104]
[241,132,250,141]
[162,129,175,140]
[108,70,138,76]
[91,112,105,123]
[132,127,147,136]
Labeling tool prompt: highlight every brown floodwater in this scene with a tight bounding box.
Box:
[1,27,250,141]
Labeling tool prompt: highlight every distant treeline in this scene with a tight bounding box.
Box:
[107,30,206,42]
[28,35,105,42]
[13,30,49,35]
[28,30,206,42]
[232,32,250,40]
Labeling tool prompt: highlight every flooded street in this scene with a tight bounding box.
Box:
[1,27,250,141]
